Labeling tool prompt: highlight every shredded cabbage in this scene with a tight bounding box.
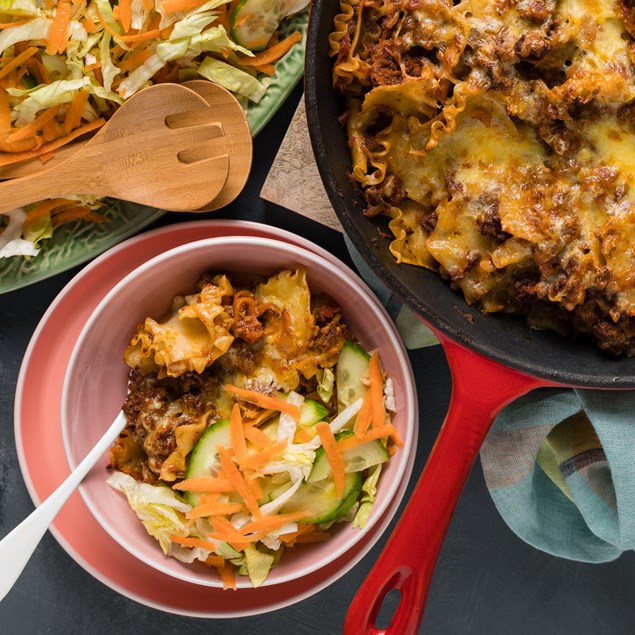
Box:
[0,210,39,257]
[197,57,269,103]
[106,471,192,554]
[353,464,383,529]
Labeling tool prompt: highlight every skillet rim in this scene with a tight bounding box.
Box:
[304,0,635,389]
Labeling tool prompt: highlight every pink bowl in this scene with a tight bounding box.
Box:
[61,235,417,590]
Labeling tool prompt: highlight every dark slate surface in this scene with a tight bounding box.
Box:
[1,83,634,635]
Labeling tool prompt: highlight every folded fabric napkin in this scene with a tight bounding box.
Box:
[344,235,635,564]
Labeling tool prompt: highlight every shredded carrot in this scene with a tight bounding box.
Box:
[64,89,89,134]
[0,88,10,140]
[237,32,302,67]
[294,531,331,544]
[216,564,236,590]
[252,63,276,76]
[0,46,38,81]
[238,438,287,470]
[229,403,247,464]
[244,408,276,427]
[209,514,242,535]
[24,57,50,85]
[239,511,311,536]
[293,427,316,444]
[116,48,152,72]
[218,445,263,519]
[216,4,229,30]
[245,471,263,501]
[208,515,254,550]
[118,0,132,32]
[0,118,105,167]
[243,425,273,449]
[316,422,346,499]
[142,0,154,9]
[353,389,373,438]
[369,352,386,429]
[206,532,252,548]
[0,19,31,29]
[224,384,301,420]
[203,554,226,569]
[42,115,58,142]
[94,5,122,39]
[337,424,403,451]
[46,0,72,55]
[24,198,75,228]
[7,105,60,144]
[172,477,234,493]
[186,501,244,520]
[51,206,104,228]
[0,136,38,154]
[81,17,99,33]
[168,534,219,551]
[278,523,315,544]
[162,0,209,13]
[118,28,162,43]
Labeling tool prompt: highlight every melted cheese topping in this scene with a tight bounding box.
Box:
[331,0,635,355]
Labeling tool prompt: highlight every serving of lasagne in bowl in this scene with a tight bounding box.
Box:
[59,234,417,591]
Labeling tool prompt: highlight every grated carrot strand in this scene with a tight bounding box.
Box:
[316,421,346,499]
[224,384,300,420]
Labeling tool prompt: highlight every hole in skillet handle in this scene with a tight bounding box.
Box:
[344,567,421,635]
[375,588,403,630]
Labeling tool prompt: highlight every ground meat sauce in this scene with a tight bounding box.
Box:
[110,269,349,483]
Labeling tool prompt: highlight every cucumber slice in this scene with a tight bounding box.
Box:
[257,474,292,504]
[279,471,363,524]
[307,431,389,483]
[185,419,230,505]
[299,399,328,427]
[336,340,370,413]
[229,0,303,51]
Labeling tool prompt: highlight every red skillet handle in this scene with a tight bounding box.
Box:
[344,335,554,635]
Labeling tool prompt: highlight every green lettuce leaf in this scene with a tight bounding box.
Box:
[243,544,275,588]
[197,56,269,103]
[316,367,335,403]
[353,463,382,529]
[0,17,51,56]
[106,471,192,554]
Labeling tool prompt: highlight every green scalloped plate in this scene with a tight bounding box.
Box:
[0,11,308,295]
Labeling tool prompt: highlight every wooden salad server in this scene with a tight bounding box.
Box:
[0,83,250,213]
[0,81,253,212]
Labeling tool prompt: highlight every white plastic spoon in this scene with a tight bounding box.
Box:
[0,410,126,601]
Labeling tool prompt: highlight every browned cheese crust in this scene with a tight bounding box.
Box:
[330,0,635,355]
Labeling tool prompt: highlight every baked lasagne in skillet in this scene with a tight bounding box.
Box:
[330,0,635,355]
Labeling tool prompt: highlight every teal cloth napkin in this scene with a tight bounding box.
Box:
[344,236,635,563]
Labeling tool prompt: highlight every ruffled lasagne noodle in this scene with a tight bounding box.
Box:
[331,0,635,355]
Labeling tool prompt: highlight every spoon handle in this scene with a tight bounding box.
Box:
[0,152,99,212]
[0,411,126,601]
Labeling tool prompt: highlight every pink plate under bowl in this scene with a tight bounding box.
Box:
[56,227,418,595]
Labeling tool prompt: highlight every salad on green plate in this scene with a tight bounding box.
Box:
[0,0,308,293]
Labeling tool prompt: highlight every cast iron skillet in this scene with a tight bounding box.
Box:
[305,0,635,633]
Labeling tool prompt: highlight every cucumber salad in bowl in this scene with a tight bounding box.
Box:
[107,266,403,589]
